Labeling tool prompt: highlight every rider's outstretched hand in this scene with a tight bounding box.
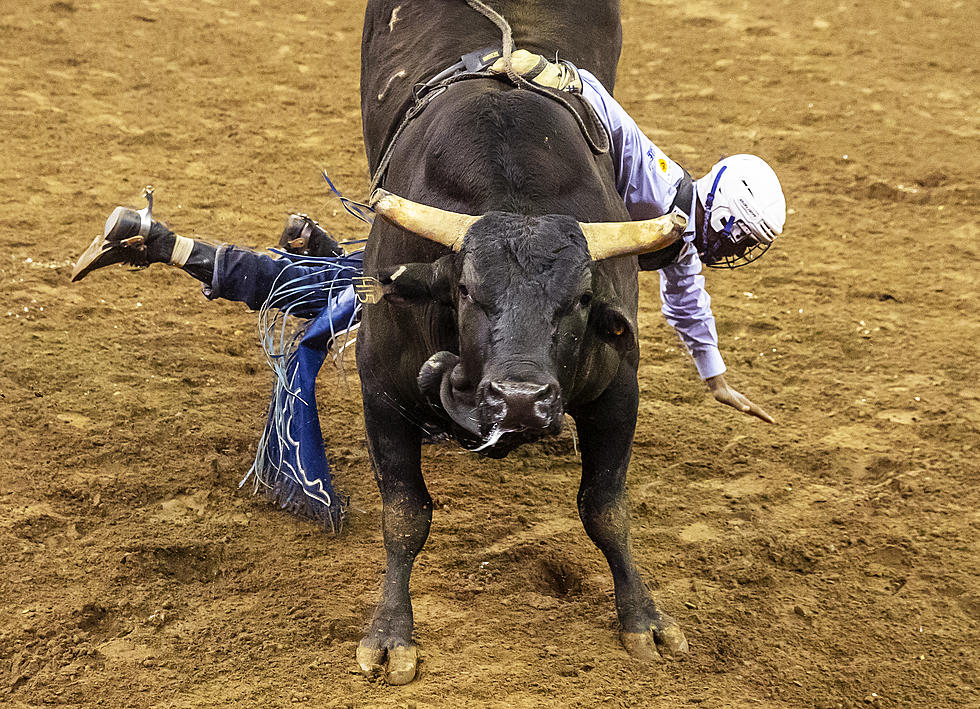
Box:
[705,374,775,424]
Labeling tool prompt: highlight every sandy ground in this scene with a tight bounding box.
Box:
[1,0,978,707]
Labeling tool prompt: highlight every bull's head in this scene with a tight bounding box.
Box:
[372,190,686,455]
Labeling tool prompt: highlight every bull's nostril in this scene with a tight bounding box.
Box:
[485,381,507,405]
[537,383,557,403]
[530,383,552,402]
[534,385,557,411]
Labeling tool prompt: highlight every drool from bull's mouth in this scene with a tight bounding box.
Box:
[468,426,507,452]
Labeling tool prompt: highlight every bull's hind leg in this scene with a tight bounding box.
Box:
[356,393,430,685]
[571,368,689,662]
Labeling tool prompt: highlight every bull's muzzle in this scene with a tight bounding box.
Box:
[480,378,562,436]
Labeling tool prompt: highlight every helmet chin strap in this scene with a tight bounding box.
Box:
[699,165,727,266]
[719,215,736,240]
[700,165,727,247]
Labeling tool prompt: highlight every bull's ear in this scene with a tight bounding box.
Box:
[590,301,637,352]
[378,255,454,306]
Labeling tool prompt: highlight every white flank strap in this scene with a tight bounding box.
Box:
[169,234,195,267]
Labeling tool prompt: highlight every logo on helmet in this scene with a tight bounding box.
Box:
[736,198,759,221]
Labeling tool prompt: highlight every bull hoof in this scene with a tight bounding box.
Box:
[356,640,419,685]
[620,621,689,662]
[620,631,662,663]
[655,622,690,657]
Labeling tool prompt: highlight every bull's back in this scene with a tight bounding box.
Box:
[361,0,622,171]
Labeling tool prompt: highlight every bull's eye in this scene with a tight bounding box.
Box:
[578,292,593,308]
[458,283,470,299]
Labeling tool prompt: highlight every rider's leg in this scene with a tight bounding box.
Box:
[72,192,354,317]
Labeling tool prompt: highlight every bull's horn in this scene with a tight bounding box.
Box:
[371,189,478,251]
[581,213,688,261]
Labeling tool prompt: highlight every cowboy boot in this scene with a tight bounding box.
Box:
[72,186,188,282]
[278,213,343,258]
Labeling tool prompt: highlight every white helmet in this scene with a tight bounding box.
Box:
[694,154,786,268]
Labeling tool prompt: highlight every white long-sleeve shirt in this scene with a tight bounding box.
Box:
[579,69,726,379]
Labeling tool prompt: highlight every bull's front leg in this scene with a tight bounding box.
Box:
[571,366,689,662]
[356,391,430,685]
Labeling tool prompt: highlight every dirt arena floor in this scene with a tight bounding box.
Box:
[1,0,978,706]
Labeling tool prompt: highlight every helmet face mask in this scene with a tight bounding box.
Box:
[702,202,770,268]
[701,223,772,268]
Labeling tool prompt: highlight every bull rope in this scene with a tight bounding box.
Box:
[462,0,519,83]
[461,0,610,156]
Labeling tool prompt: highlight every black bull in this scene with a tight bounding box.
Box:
[355,0,688,683]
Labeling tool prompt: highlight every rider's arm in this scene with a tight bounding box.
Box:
[578,69,691,221]
[577,65,772,420]
[658,243,726,380]
[579,69,722,379]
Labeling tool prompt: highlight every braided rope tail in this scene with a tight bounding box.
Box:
[462,0,610,155]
